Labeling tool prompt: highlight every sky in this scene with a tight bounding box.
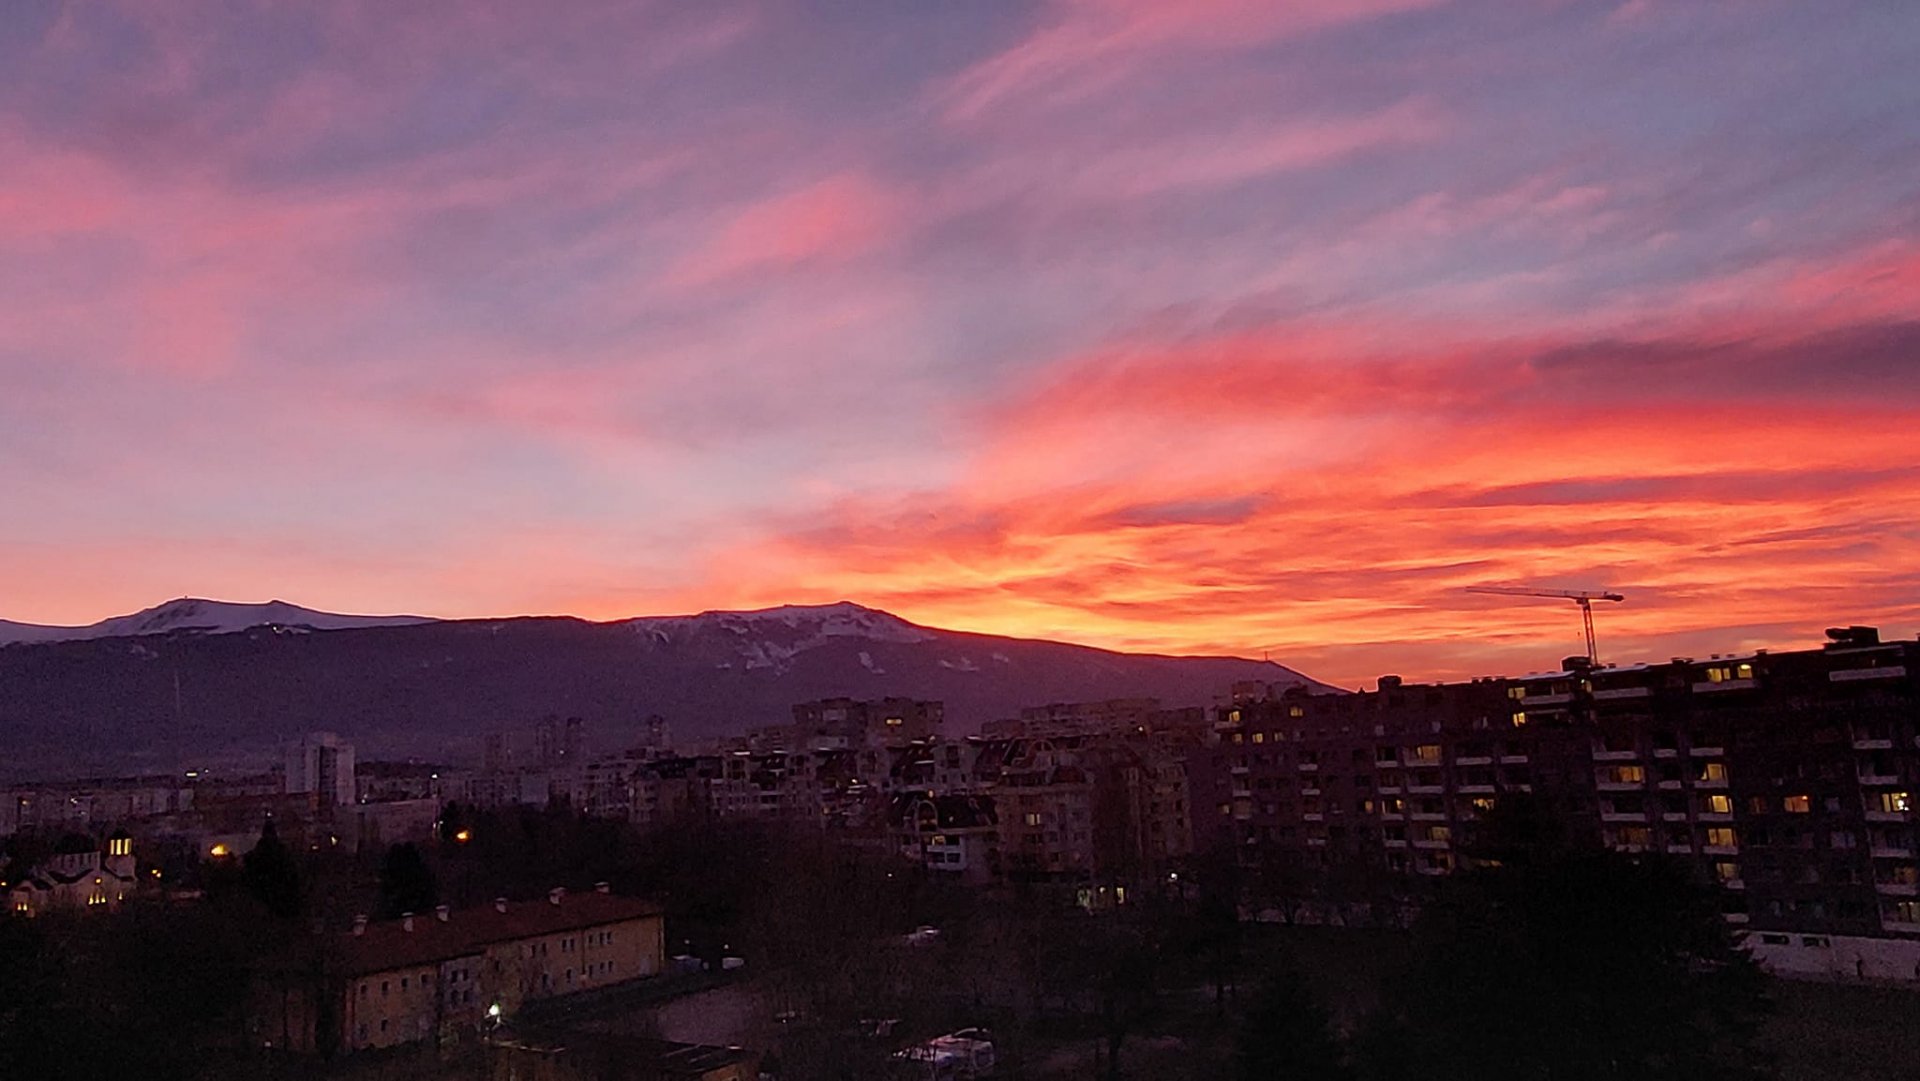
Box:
[2,0,1918,688]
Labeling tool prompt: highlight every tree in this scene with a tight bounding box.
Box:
[379,842,439,918]
[1362,795,1772,1081]
[242,816,303,919]
[1237,965,1350,1081]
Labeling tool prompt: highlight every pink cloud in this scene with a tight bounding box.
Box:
[941,0,1443,121]
[668,172,905,287]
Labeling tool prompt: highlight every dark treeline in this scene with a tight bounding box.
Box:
[1,795,1775,1080]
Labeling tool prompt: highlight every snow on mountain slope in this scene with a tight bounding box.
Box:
[0,598,435,646]
[621,602,945,674]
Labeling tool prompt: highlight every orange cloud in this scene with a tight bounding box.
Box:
[659,312,1920,687]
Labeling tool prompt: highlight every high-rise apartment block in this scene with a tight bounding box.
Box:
[1208,626,1920,978]
[284,731,356,809]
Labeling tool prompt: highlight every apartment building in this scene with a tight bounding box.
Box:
[1211,626,1920,978]
[889,792,999,884]
[299,887,665,1053]
[788,697,943,748]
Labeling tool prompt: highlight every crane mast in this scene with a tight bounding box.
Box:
[1465,586,1625,666]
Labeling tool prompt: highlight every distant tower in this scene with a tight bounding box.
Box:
[484,733,508,774]
[643,714,671,757]
[284,732,356,808]
[535,716,585,766]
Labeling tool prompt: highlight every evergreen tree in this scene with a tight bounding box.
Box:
[1363,795,1772,1081]
[1237,965,1350,1081]
[241,816,303,919]
[379,841,440,918]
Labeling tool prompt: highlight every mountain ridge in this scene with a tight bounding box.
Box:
[0,598,1334,782]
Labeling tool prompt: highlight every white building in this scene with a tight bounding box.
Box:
[284,732,356,808]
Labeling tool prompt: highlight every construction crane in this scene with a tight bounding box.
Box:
[1466,586,1625,666]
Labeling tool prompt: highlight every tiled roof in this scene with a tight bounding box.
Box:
[339,892,662,976]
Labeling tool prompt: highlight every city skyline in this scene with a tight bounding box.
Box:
[4,1,1918,687]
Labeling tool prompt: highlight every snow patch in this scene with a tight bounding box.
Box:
[0,598,434,647]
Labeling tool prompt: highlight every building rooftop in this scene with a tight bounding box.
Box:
[340,890,662,976]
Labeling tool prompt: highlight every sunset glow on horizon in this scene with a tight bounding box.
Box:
[3,1,1917,688]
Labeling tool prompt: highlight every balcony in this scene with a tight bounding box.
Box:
[1874,882,1919,897]
[1593,749,1639,762]
[1521,692,1572,706]
[1691,679,1756,693]
[1854,739,1895,751]
[1601,811,1651,823]
[1455,755,1492,766]
[1301,787,1322,797]
[1499,754,1530,765]
[1297,763,1319,772]
[1703,844,1739,856]
[1410,810,1448,821]
[1872,845,1914,859]
[1229,763,1251,775]
[1383,837,1408,848]
[1831,666,1907,683]
[1860,772,1901,786]
[1594,686,1652,701]
[1867,810,1909,823]
[1691,746,1725,757]
[1882,921,1920,934]
[1596,780,1646,792]
[1406,784,1445,796]
[1458,783,1495,795]
[1413,838,1451,849]
[1723,912,1750,924]
[1651,747,1679,758]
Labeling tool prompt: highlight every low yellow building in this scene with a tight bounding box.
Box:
[330,886,664,1052]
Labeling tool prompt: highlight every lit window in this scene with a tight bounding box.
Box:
[1714,861,1739,883]
[1508,686,1526,701]
[1024,812,1042,827]
[1736,663,1754,680]
[1425,825,1451,843]
[1706,666,1733,683]
[1411,745,1441,763]
[209,843,231,858]
[1699,762,1727,782]
[1783,795,1811,814]
[1706,827,1738,848]
[1512,712,1528,727]
[1706,794,1733,815]
[1251,732,1265,744]
[1880,792,1911,814]
[1288,706,1304,718]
